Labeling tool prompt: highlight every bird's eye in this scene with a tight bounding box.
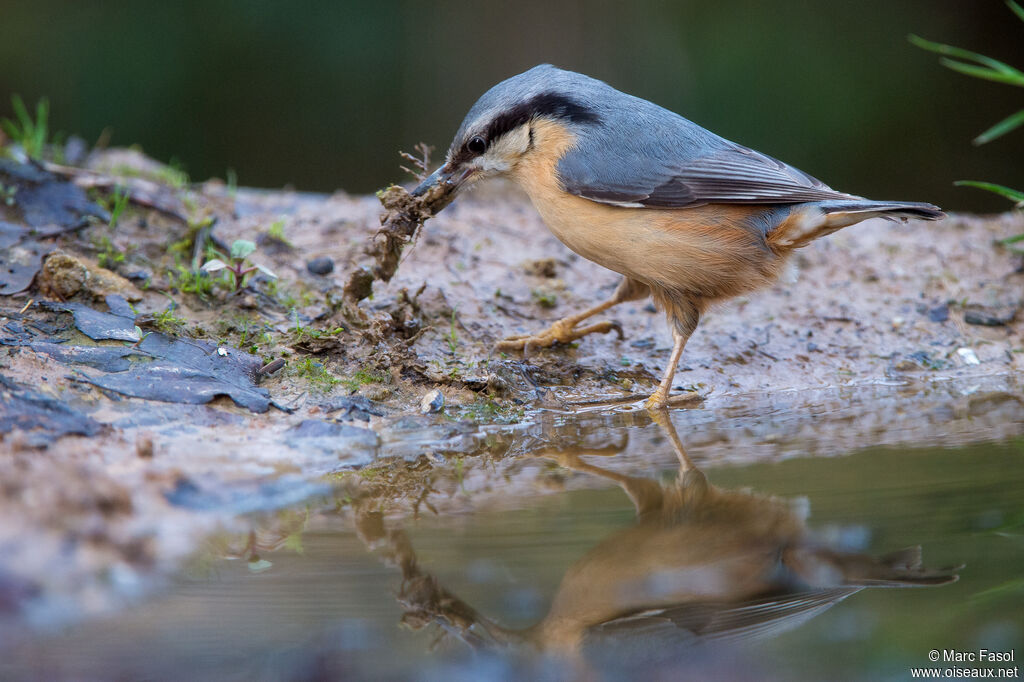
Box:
[467,135,487,154]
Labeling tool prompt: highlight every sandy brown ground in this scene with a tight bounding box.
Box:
[1,151,1022,637]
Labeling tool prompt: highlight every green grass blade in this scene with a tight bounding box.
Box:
[955,180,1024,203]
[0,120,18,139]
[10,94,32,133]
[32,98,48,157]
[909,34,1023,77]
[974,109,1024,144]
[1009,0,1024,23]
[940,58,1024,86]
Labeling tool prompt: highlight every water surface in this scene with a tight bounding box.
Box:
[8,412,1022,681]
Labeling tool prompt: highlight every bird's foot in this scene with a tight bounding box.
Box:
[645,388,703,411]
[496,318,622,353]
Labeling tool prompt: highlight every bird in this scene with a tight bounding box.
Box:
[414,64,945,408]
[360,413,959,668]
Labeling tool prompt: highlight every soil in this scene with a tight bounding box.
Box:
[0,148,1022,638]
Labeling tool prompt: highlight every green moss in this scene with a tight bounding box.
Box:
[294,357,340,390]
[340,367,388,392]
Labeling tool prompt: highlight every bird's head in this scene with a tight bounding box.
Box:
[413,64,604,201]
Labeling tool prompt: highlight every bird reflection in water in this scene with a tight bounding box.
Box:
[356,413,960,665]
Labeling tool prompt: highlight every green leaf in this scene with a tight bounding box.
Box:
[254,263,277,279]
[940,58,1024,86]
[909,34,1023,77]
[1008,0,1024,24]
[955,180,1024,203]
[201,258,228,272]
[974,109,1024,144]
[11,94,32,131]
[230,239,256,259]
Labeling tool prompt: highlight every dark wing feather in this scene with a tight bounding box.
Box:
[557,101,859,208]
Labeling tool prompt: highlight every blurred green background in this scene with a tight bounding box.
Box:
[2,0,1022,211]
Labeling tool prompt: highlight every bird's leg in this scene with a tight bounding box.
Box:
[537,447,665,517]
[647,408,696,473]
[645,300,700,409]
[497,277,648,353]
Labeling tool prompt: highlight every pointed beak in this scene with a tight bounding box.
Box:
[412,163,476,206]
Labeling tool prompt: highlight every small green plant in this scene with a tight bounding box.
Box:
[340,367,389,392]
[153,305,186,335]
[201,239,276,292]
[532,289,558,308]
[911,0,1024,245]
[169,264,215,298]
[265,219,292,247]
[93,235,126,269]
[106,185,130,229]
[295,357,340,390]
[1,94,49,159]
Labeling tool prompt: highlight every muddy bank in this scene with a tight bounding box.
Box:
[1,149,1023,637]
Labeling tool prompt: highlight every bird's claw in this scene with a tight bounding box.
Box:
[645,388,703,411]
[496,319,618,353]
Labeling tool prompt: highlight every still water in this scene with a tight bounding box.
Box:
[8,413,1024,681]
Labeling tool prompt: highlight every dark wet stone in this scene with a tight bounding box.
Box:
[122,269,153,282]
[0,221,30,249]
[0,158,108,229]
[0,375,101,446]
[284,419,379,462]
[320,395,387,421]
[0,237,54,295]
[964,305,1017,327]
[927,305,949,323]
[37,301,275,412]
[40,298,137,341]
[30,341,141,372]
[306,256,335,276]
[1,320,39,345]
[81,333,275,413]
[164,474,331,514]
[630,338,655,349]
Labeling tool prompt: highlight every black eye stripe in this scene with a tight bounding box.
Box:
[452,91,600,164]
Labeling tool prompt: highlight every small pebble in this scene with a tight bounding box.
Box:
[956,347,980,366]
[927,305,949,323]
[307,257,335,276]
[420,389,444,414]
[217,347,228,356]
[964,305,1016,327]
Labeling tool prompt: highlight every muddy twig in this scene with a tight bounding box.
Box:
[341,180,454,314]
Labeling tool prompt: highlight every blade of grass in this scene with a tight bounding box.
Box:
[974,108,1024,144]
[939,58,1024,86]
[32,98,48,157]
[955,180,1024,203]
[909,34,1024,78]
[11,94,32,132]
[1009,0,1024,24]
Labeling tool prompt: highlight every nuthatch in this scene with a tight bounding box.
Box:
[415,64,945,408]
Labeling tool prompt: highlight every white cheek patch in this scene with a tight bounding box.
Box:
[471,126,532,174]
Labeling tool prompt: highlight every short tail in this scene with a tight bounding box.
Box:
[770,199,945,248]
